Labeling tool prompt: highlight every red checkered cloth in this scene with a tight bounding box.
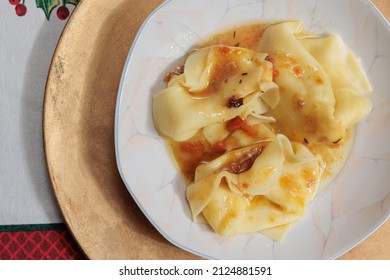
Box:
[0,224,85,260]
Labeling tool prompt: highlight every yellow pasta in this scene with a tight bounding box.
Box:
[152,21,371,241]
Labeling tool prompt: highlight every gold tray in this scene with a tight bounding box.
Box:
[43,0,390,259]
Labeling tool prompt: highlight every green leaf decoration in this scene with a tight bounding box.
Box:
[36,0,80,20]
[67,0,80,5]
[36,0,60,20]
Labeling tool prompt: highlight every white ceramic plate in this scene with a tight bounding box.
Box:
[115,0,390,259]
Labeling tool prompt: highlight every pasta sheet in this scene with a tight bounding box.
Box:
[186,135,324,240]
[153,46,276,141]
[257,21,371,143]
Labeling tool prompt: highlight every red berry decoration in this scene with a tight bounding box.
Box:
[57,6,70,20]
[15,3,27,17]
[9,0,20,5]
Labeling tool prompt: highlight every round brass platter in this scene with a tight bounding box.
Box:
[43,0,389,259]
[43,0,198,259]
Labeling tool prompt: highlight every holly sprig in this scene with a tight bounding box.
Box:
[9,0,80,20]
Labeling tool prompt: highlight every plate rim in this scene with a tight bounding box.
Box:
[113,0,213,260]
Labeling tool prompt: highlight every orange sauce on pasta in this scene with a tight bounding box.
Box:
[166,22,354,193]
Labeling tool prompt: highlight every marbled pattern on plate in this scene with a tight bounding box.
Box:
[115,0,390,259]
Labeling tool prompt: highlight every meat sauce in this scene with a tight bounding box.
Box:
[170,126,265,182]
